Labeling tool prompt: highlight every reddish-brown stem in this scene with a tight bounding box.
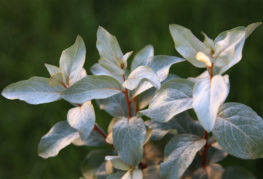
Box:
[93,125,114,148]
[134,97,139,115]
[202,131,209,168]
[122,75,132,119]
[93,124,107,138]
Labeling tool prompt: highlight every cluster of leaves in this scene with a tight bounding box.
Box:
[2,22,263,179]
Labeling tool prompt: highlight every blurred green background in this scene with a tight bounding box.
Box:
[0,0,263,178]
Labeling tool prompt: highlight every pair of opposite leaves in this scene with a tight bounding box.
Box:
[141,22,261,132]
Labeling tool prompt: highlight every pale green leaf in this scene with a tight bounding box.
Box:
[97,26,123,62]
[90,63,123,83]
[213,102,263,159]
[62,75,122,104]
[160,134,206,179]
[2,77,64,104]
[38,121,79,158]
[140,78,194,123]
[99,57,124,76]
[122,51,133,69]
[123,66,161,90]
[59,35,86,86]
[97,93,134,118]
[67,101,95,141]
[169,24,210,68]
[45,63,61,76]
[202,32,214,50]
[73,125,106,147]
[214,27,246,74]
[132,55,184,97]
[105,156,130,171]
[113,117,146,167]
[70,68,87,85]
[245,22,262,38]
[131,45,154,71]
[48,72,65,87]
[193,75,229,132]
[146,112,204,141]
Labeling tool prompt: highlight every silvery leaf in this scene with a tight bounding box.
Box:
[169,24,210,68]
[213,102,263,159]
[67,101,95,141]
[2,76,64,104]
[62,75,122,104]
[202,32,214,50]
[146,112,204,141]
[38,121,79,158]
[193,75,229,132]
[90,63,123,83]
[59,35,86,86]
[99,57,124,76]
[245,22,262,39]
[96,26,123,63]
[214,27,246,74]
[132,55,184,97]
[160,134,206,179]
[48,72,65,87]
[45,63,61,76]
[97,93,134,118]
[73,125,106,147]
[123,66,161,90]
[113,117,146,167]
[131,45,154,71]
[140,78,194,123]
[105,156,130,171]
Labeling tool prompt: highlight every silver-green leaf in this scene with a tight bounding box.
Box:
[131,45,154,71]
[160,134,206,179]
[169,24,210,68]
[132,55,184,97]
[2,77,64,104]
[67,101,95,141]
[59,35,86,86]
[97,26,123,63]
[123,66,161,90]
[140,78,194,123]
[45,63,61,76]
[105,156,130,171]
[62,75,122,104]
[97,93,134,118]
[38,121,79,158]
[213,102,263,159]
[90,63,123,83]
[193,75,229,132]
[113,117,146,167]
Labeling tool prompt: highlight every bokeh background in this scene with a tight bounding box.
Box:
[0,0,263,178]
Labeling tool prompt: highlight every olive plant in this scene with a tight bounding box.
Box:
[2,22,263,179]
